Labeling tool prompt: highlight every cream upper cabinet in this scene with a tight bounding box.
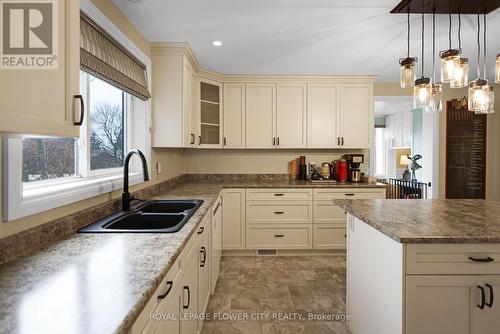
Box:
[0,0,80,137]
[276,83,307,148]
[151,47,197,148]
[198,79,222,148]
[223,83,245,148]
[307,84,339,148]
[245,83,276,149]
[339,84,373,148]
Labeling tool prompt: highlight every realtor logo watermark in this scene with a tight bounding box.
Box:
[0,0,58,69]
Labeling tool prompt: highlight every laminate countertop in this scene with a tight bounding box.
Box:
[0,179,383,334]
[334,199,500,244]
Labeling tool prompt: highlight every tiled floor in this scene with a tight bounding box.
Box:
[201,256,348,334]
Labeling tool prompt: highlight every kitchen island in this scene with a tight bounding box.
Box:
[335,199,500,334]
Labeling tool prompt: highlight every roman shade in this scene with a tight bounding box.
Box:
[80,12,150,100]
[374,116,387,128]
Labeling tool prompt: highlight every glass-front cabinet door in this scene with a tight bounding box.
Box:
[199,79,222,148]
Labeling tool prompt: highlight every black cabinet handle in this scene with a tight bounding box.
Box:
[469,256,495,263]
[157,280,173,299]
[183,286,190,309]
[74,95,84,126]
[274,211,284,215]
[190,134,195,145]
[341,137,344,146]
[478,285,486,309]
[200,247,206,267]
[274,234,284,238]
[274,193,284,197]
[223,137,227,146]
[345,194,355,197]
[277,137,280,146]
[486,283,494,308]
[337,137,340,146]
[272,137,276,146]
[197,226,204,234]
[198,135,202,145]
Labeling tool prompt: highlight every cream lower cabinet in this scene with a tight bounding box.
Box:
[406,275,500,334]
[222,189,246,250]
[314,188,386,250]
[132,212,214,334]
[0,0,81,137]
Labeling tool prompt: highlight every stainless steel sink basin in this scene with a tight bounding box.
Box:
[78,199,203,233]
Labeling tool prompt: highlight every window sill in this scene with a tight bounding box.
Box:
[6,172,144,221]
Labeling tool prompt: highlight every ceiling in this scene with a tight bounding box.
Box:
[113,0,500,82]
[374,96,413,116]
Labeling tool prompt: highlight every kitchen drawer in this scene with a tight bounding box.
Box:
[314,188,386,201]
[246,188,312,201]
[246,201,311,223]
[314,224,346,250]
[314,201,347,223]
[246,224,312,249]
[406,244,500,275]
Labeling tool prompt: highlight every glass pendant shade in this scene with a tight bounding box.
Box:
[450,58,469,88]
[400,58,417,88]
[414,77,432,111]
[468,79,489,113]
[428,83,443,113]
[440,49,460,83]
[496,54,500,84]
[474,85,495,114]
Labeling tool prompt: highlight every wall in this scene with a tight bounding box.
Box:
[183,149,367,174]
[0,0,186,239]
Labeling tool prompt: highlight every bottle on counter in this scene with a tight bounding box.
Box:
[298,156,307,180]
[289,159,298,180]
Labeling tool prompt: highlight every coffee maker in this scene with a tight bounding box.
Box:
[342,154,364,182]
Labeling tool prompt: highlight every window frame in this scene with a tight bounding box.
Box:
[2,0,152,222]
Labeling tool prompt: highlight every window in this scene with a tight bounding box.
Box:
[4,2,152,221]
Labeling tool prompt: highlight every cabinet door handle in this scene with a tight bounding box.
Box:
[223,137,227,146]
[341,137,344,146]
[197,226,204,234]
[74,95,85,126]
[274,234,285,238]
[183,286,190,309]
[486,283,494,308]
[200,247,207,267]
[198,135,202,145]
[190,134,195,145]
[277,137,280,146]
[272,137,276,146]
[274,211,284,215]
[274,193,284,197]
[468,256,495,263]
[158,280,173,299]
[345,193,355,197]
[337,137,340,146]
[478,285,486,309]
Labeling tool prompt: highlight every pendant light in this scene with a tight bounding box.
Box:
[440,13,461,83]
[400,9,418,88]
[429,10,442,113]
[450,13,469,88]
[468,14,494,114]
[481,14,494,114]
[414,3,431,112]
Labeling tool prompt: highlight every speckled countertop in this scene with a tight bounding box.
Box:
[0,179,384,334]
[335,199,500,244]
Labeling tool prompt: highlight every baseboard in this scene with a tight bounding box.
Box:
[222,249,346,257]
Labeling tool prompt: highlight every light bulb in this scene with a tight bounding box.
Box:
[468,79,490,113]
[399,58,417,88]
[440,49,460,83]
[496,54,500,84]
[414,77,432,112]
[451,58,468,88]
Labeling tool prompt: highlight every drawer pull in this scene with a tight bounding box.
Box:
[344,194,355,197]
[274,234,285,238]
[197,226,205,234]
[468,256,495,263]
[486,283,494,308]
[200,247,207,267]
[274,211,284,215]
[478,285,486,309]
[274,193,285,197]
[183,286,190,309]
[158,281,173,299]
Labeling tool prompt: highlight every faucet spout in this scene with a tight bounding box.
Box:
[122,149,150,211]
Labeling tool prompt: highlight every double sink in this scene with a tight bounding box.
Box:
[78,200,203,233]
